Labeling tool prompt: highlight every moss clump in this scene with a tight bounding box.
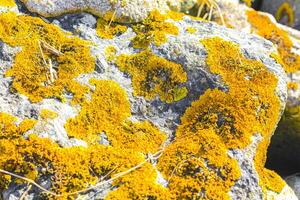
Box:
[247,10,300,73]
[131,10,179,49]
[96,18,127,39]
[116,50,188,103]
[276,2,294,26]
[0,12,95,104]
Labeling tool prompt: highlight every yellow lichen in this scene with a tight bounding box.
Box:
[116,50,188,103]
[201,37,284,193]
[0,78,168,198]
[104,45,117,62]
[166,11,185,21]
[0,12,95,104]
[287,82,298,90]
[96,18,127,39]
[276,2,294,26]
[0,113,36,139]
[131,10,179,49]
[0,0,15,7]
[65,79,166,153]
[186,27,197,34]
[158,36,284,199]
[158,128,240,199]
[247,10,300,73]
[243,0,253,7]
[40,109,58,120]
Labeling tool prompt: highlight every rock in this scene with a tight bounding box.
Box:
[0,1,297,200]
[265,105,300,177]
[20,0,180,23]
[286,173,300,198]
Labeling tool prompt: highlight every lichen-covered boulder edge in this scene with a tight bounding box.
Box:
[20,0,182,23]
[0,0,297,200]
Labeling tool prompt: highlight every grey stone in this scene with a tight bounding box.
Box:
[286,173,300,198]
[0,1,297,199]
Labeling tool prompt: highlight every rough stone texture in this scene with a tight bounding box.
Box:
[20,0,180,23]
[0,1,298,200]
[229,134,263,200]
[286,174,300,198]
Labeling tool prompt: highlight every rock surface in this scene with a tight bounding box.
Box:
[286,173,300,198]
[20,0,180,23]
[0,0,297,200]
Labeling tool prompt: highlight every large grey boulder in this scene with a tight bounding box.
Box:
[0,1,297,200]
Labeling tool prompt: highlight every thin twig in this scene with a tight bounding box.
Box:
[19,184,32,200]
[38,40,48,67]
[108,10,117,28]
[0,169,57,196]
[0,148,164,197]
[40,40,62,56]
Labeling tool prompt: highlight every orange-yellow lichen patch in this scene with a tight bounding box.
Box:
[243,0,253,7]
[105,45,117,62]
[0,0,15,7]
[0,12,95,104]
[287,82,298,90]
[65,79,166,154]
[116,50,188,103]
[186,27,197,34]
[276,2,294,26]
[247,10,300,73]
[158,36,283,198]
[131,10,179,49]
[166,11,185,21]
[40,109,59,120]
[203,37,283,193]
[90,145,171,200]
[158,128,240,199]
[1,109,168,198]
[0,112,36,139]
[96,18,127,39]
